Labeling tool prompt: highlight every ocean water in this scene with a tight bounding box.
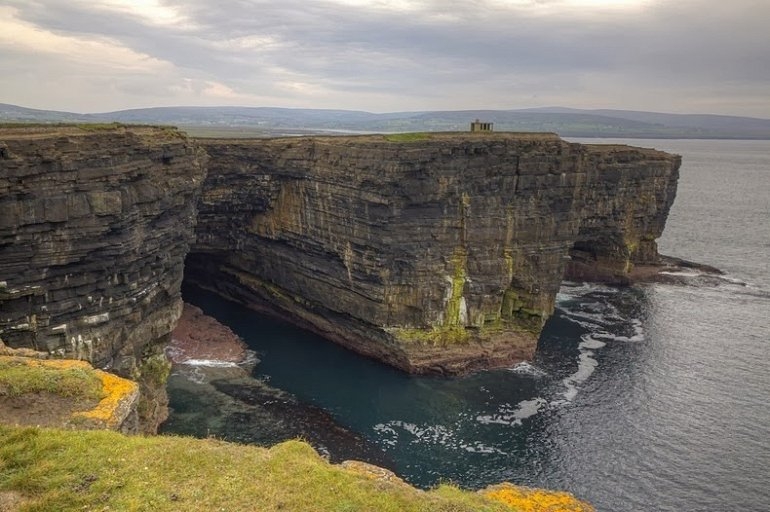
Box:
[165,139,770,512]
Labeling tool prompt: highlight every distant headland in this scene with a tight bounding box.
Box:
[3,103,770,139]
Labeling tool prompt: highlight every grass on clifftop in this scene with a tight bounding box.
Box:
[0,426,518,512]
[383,132,432,142]
[0,359,103,400]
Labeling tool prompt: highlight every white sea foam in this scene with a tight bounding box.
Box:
[181,358,241,368]
[579,335,607,350]
[173,365,207,385]
[373,421,454,448]
[476,397,548,426]
[659,269,702,278]
[553,334,603,404]
[373,420,507,454]
[459,442,507,455]
[239,349,260,367]
[509,361,548,378]
[561,305,623,325]
[558,282,620,300]
[719,275,748,286]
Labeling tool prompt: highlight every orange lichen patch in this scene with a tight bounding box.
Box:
[73,370,139,428]
[482,483,595,512]
[0,355,138,429]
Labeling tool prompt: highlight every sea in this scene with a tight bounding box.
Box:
[161,138,770,512]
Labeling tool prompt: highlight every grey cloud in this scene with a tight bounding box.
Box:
[3,0,769,115]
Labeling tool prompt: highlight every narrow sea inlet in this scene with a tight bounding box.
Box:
[163,139,770,512]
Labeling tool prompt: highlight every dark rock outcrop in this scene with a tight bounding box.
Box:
[0,125,206,429]
[187,133,679,374]
[0,127,679,376]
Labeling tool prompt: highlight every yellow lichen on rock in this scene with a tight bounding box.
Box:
[0,355,139,431]
[73,369,139,429]
[482,483,595,512]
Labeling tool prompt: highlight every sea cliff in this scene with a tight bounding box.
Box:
[189,133,678,373]
[0,125,206,430]
[1,126,678,378]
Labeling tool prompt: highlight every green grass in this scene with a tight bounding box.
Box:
[0,426,511,512]
[0,360,103,400]
[72,122,124,131]
[383,132,432,142]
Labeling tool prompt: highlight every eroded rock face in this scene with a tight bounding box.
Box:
[188,134,679,374]
[0,126,206,415]
[0,128,678,376]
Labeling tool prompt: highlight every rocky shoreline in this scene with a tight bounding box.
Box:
[566,253,723,286]
[166,303,251,365]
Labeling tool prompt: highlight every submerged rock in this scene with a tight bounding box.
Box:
[167,303,251,365]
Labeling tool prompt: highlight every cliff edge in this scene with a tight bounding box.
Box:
[0,351,140,433]
[0,426,594,512]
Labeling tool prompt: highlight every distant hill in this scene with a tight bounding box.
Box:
[2,103,769,139]
[0,103,92,123]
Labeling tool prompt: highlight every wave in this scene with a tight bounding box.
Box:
[556,282,620,303]
[508,361,549,378]
[180,358,241,367]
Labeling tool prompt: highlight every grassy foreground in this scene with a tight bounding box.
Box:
[0,426,593,512]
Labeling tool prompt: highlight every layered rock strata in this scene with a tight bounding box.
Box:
[0,126,206,427]
[0,127,678,376]
[188,134,679,374]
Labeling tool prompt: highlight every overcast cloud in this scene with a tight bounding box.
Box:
[1,0,768,116]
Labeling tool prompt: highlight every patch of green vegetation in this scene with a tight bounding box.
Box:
[444,247,467,327]
[498,289,545,334]
[73,122,124,131]
[383,132,432,142]
[0,426,512,512]
[133,353,171,389]
[0,359,103,400]
[393,325,470,345]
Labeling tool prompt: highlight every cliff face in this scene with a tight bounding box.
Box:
[566,144,680,281]
[0,126,206,427]
[0,128,678,376]
[188,133,679,374]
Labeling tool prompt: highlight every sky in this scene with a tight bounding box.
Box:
[1,0,769,117]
